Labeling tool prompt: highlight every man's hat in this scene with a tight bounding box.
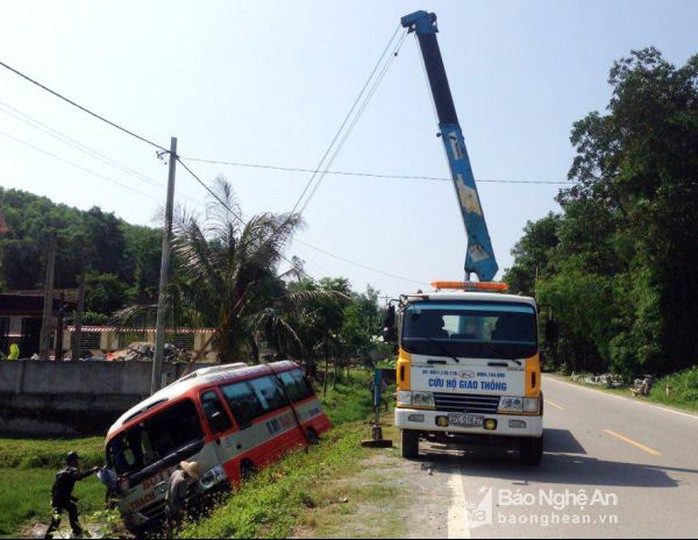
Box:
[180,460,200,480]
[66,451,79,464]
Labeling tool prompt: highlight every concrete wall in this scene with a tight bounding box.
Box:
[0,360,210,437]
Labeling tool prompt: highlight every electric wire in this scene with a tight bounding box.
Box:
[175,157,321,283]
[181,157,571,185]
[298,28,410,215]
[294,239,427,286]
[0,99,165,191]
[0,101,214,212]
[0,128,161,201]
[0,59,169,153]
[288,24,404,217]
[177,157,428,287]
[0,50,499,288]
[178,24,415,284]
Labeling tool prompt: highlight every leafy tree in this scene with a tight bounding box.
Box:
[283,277,351,384]
[503,213,560,295]
[84,272,129,315]
[0,187,163,316]
[508,47,698,376]
[563,47,698,375]
[168,177,309,363]
[340,285,382,366]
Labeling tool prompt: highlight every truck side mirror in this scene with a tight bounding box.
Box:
[382,305,397,343]
[545,320,559,344]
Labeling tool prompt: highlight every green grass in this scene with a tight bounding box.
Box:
[318,371,373,425]
[180,424,370,539]
[0,436,109,537]
[0,436,104,469]
[0,467,105,538]
[649,366,698,412]
[179,370,378,539]
[552,371,698,413]
[1,370,378,538]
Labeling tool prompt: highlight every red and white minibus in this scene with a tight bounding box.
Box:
[102,360,331,533]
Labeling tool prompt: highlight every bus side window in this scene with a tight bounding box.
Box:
[280,369,314,403]
[222,381,264,428]
[248,376,287,413]
[201,390,233,435]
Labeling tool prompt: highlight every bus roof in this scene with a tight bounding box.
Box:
[106,360,299,438]
[403,291,537,307]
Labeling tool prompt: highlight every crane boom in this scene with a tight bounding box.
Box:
[401,10,498,282]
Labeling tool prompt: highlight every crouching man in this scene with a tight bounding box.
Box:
[44,451,99,539]
[164,460,200,535]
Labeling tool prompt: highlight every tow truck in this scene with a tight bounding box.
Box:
[389,11,544,464]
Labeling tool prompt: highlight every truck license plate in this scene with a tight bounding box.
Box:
[447,412,484,428]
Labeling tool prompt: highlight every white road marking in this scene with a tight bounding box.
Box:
[447,467,470,538]
[545,376,698,420]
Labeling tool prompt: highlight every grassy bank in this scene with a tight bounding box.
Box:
[552,369,698,413]
[179,370,379,539]
[0,437,105,538]
[649,366,698,412]
[2,369,380,538]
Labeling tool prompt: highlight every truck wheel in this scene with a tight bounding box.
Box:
[519,434,544,465]
[401,429,419,459]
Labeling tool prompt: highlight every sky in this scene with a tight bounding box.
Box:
[1,0,696,301]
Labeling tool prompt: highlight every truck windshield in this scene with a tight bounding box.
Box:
[401,301,537,359]
[106,399,204,476]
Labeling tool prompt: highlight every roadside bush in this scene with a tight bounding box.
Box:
[649,366,698,410]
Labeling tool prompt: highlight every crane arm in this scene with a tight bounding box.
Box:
[401,10,498,282]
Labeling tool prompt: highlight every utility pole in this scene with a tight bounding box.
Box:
[151,137,177,394]
[54,292,66,360]
[39,230,57,360]
[71,250,86,361]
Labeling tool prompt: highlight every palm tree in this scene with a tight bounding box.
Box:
[169,177,304,363]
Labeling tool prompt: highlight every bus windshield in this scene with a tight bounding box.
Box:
[107,399,204,476]
[401,301,537,359]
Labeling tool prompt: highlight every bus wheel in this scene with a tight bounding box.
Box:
[401,429,419,459]
[519,435,544,465]
[306,428,320,445]
[240,459,257,480]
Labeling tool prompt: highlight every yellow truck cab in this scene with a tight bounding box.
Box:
[394,282,544,464]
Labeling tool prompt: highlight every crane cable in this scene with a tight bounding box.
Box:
[298,28,409,215]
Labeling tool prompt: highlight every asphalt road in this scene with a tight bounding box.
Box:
[416,375,698,538]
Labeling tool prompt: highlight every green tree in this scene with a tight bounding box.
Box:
[507,48,697,377]
[562,47,698,375]
[168,177,307,363]
[284,277,351,384]
[340,286,382,366]
[503,212,560,295]
[84,272,129,315]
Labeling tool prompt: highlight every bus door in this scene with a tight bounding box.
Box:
[200,389,240,479]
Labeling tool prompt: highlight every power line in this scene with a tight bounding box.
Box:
[176,157,429,287]
[175,157,320,283]
[0,99,165,191]
[176,157,246,224]
[297,26,409,215]
[294,239,427,286]
[180,157,571,185]
[0,101,212,211]
[0,59,168,153]
[0,128,162,201]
